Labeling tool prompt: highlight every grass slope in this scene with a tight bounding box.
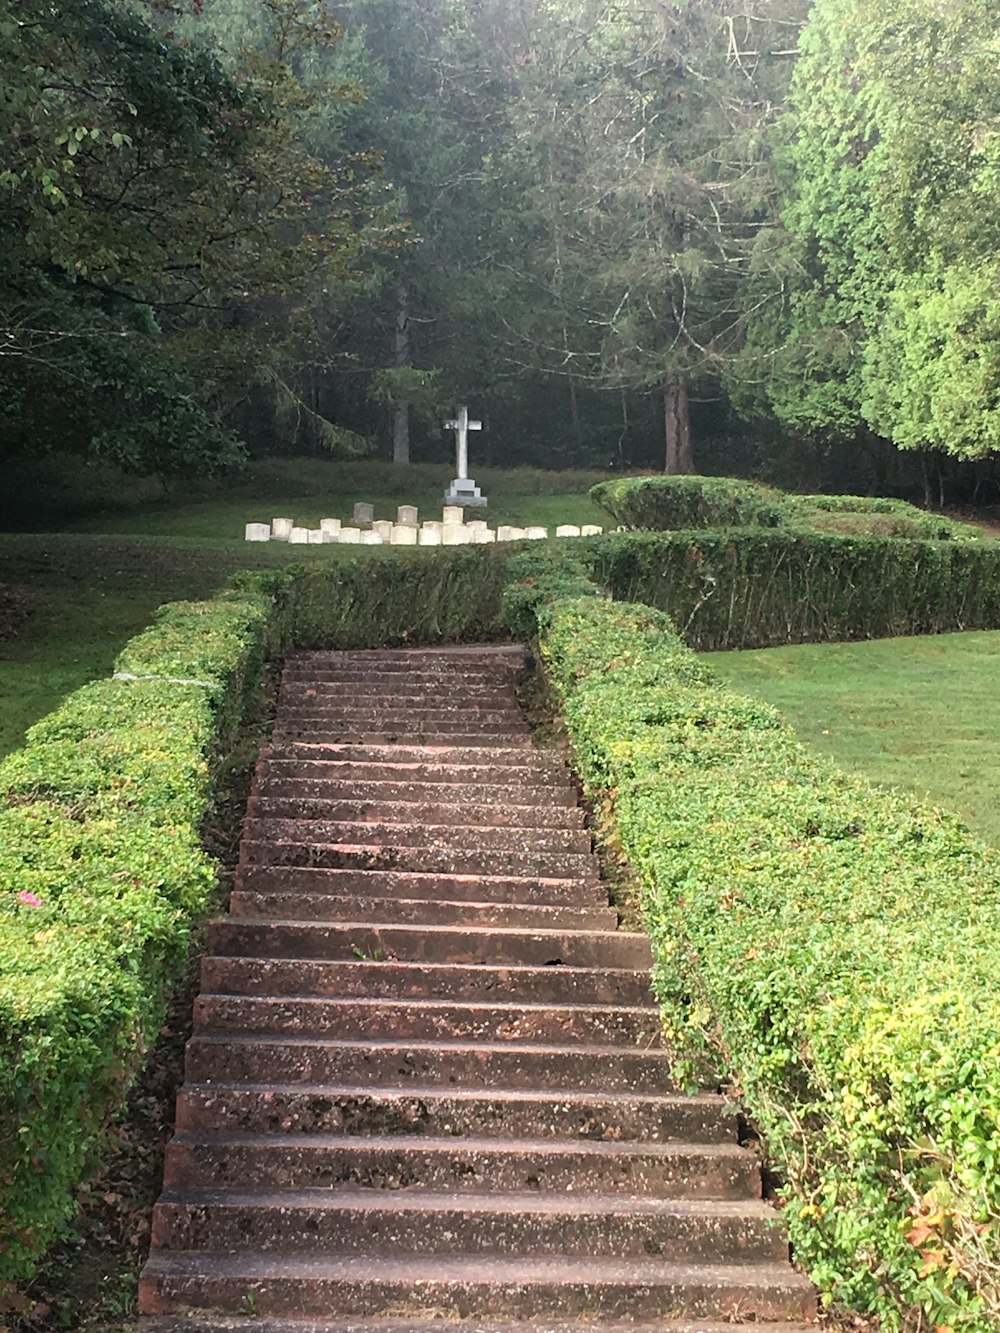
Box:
[705,631,1000,845]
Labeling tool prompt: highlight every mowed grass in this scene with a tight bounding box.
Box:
[0,462,611,758]
[705,631,1000,846]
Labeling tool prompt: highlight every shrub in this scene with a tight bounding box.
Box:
[517,578,1000,1332]
[590,473,979,542]
[587,529,1000,648]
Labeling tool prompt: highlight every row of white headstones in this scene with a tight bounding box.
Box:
[244,504,605,546]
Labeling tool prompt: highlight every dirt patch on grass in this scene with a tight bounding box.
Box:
[0,584,30,641]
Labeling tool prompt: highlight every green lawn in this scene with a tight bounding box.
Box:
[705,631,1000,846]
[0,462,611,759]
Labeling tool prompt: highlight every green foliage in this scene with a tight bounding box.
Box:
[523,583,1000,1331]
[590,474,979,540]
[588,529,1000,649]
[0,586,275,1285]
[743,0,1000,461]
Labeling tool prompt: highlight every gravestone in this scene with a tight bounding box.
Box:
[373,520,394,540]
[245,523,270,542]
[391,526,418,545]
[525,527,548,540]
[307,529,325,544]
[471,528,496,544]
[496,526,525,542]
[320,518,342,538]
[289,527,309,544]
[361,530,383,545]
[443,406,487,508]
[418,527,442,546]
[582,525,604,536]
[397,505,419,527]
[339,527,361,544]
[271,517,294,541]
[353,502,375,527]
[443,524,471,545]
[556,525,581,538]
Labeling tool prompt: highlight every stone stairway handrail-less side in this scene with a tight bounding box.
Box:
[138,646,817,1332]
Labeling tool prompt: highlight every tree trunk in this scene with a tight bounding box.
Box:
[663,377,694,474]
[392,281,411,465]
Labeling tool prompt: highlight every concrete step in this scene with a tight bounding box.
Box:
[141,1317,816,1327]
[191,996,658,1046]
[253,778,578,808]
[139,1252,815,1322]
[199,958,655,1007]
[241,818,592,855]
[173,1084,732,1143]
[261,744,570,771]
[271,730,536,748]
[280,685,519,704]
[231,867,604,908]
[162,1133,760,1200]
[182,1036,673,1093]
[141,1318,819,1333]
[238,840,601,882]
[246,795,586,829]
[275,706,527,725]
[228,893,616,930]
[205,921,650,968]
[151,1188,786,1262]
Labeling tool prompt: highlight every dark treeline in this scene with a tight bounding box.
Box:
[4,0,1000,502]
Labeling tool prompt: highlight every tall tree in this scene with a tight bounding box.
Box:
[741,0,1000,463]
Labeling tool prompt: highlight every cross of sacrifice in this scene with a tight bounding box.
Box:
[444,405,482,481]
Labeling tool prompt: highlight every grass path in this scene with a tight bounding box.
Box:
[705,630,1000,846]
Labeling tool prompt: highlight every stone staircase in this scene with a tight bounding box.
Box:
[138,646,816,1332]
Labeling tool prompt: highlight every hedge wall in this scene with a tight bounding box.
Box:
[511,558,1000,1332]
[590,474,980,541]
[0,545,511,1287]
[587,529,1000,649]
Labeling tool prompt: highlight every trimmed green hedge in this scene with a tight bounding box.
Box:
[516,568,1000,1332]
[591,474,980,541]
[587,529,1000,649]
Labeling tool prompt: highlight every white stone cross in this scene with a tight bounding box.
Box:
[444,405,482,481]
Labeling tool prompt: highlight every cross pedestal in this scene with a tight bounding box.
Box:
[444,405,487,508]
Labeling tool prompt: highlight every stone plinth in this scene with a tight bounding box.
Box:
[271,517,294,541]
[444,477,487,508]
[245,523,270,542]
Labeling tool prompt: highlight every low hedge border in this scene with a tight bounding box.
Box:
[0,544,512,1286]
[591,474,981,542]
[586,529,1000,649]
[512,559,1000,1332]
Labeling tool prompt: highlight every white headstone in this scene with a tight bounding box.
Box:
[442,506,464,525]
[339,526,361,544]
[361,530,383,545]
[556,525,582,538]
[496,526,525,542]
[307,528,325,544]
[396,505,419,527]
[471,528,496,544]
[466,519,488,532]
[373,520,393,540]
[288,527,310,544]
[320,518,342,537]
[271,517,294,541]
[581,524,604,536]
[443,523,471,545]
[245,523,271,542]
[418,527,442,546]
[525,526,548,540]
[391,526,418,545]
[352,502,375,527]
[422,520,443,535]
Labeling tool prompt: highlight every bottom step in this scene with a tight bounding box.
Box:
[140,1319,818,1332]
[140,1252,816,1322]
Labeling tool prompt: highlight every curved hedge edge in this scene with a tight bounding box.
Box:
[590,474,982,542]
[0,583,278,1285]
[508,565,1000,1332]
